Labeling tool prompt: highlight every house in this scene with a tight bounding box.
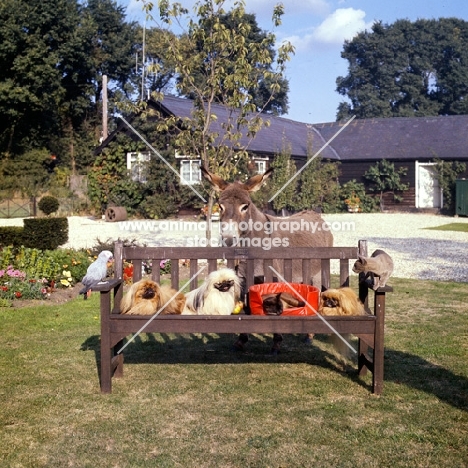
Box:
[313,116,468,210]
[97,95,468,211]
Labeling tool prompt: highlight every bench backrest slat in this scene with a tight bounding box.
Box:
[264,259,274,283]
[116,245,361,294]
[321,259,331,290]
[340,259,350,287]
[151,260,161,283]
[120,246,358,260]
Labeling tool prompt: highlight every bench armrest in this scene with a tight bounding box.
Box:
[91,278,122,293]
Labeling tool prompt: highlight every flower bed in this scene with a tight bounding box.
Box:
[0,246,94,307]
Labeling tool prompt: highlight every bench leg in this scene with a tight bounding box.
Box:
[358,338,369,376]
[372,291,386,395]
[114,340,124,378]
[100,291,112,393]
[100,340,112,394]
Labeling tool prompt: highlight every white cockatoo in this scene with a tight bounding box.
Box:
[79,250,113,300]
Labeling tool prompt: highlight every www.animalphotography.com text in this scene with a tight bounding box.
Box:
[118,219,355,250]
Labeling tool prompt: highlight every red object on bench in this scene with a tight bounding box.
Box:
[249,283,319,316]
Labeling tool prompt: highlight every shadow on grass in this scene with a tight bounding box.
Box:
[81,332,468,410]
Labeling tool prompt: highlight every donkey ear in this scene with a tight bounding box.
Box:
[200,165,230,192]
[243,167,274,192]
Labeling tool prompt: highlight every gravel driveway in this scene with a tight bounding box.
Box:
[2,213,468,282]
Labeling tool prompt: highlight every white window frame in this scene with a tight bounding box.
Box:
[254,159,267,174]
[127,152,151,183]
[180,159,201,185]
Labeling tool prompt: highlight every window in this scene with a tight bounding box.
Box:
[127,152,151,183]
[254,159,267,174]
[180,160,201,185]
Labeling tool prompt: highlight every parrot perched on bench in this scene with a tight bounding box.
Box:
[79,250,113,300]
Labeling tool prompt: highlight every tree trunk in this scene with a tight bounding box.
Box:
[205,193,216,242]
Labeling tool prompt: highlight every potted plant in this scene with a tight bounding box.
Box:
[200,203,221,220]
[344,193,361,213]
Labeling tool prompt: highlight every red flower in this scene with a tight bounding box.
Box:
[123,264,134,282]
[1,286,8,292]
[15,291,22,298]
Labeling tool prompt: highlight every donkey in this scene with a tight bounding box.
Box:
[201,166,334,352]
[201,166,334,287]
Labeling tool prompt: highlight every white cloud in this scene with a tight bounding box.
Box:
[314,8,371,43]
[283,8,374,52]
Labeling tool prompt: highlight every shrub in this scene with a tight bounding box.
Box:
[38,196,60,216]
[138,194,178,219]
[22,218,68,250]
[339,180,378,213]
[0,227,24,247]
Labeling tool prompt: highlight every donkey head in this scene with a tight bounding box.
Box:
[201,166,273,246]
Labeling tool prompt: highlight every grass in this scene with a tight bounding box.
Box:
[1,277,468,467]
[424,222,468,232]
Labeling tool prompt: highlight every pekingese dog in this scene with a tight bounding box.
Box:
[318,287,366,316]
[120,279,186,315]
[182,268,241,315]
[318,287,366,359]
[261,292,306,315]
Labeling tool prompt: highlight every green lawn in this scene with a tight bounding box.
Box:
[1,277,467,467]
[424,222,468,232]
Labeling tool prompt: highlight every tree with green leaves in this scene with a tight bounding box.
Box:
[141,0,293,234]
[0,0,80,156]
[269,141,297,214]
[336,18,468,120]
[182,10,290,116]
[0,148,55,198]
[0,0,138,173]
[87,138,144,215]
[294,155,340,213]
[363,159,409,210]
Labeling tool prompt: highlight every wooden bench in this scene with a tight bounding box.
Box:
[94,240,392,394]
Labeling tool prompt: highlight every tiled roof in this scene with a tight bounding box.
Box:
[313,115,468,161]
[156,95,468,161]
[152,95,338,160]
[97,95,468,162]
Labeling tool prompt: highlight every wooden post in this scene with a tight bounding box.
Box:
[102,74,108,140]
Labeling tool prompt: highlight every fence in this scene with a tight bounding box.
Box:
[0,197,90,219]
[0,198,34,218]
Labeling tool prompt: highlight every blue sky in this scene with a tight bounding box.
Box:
[121,0,468,124]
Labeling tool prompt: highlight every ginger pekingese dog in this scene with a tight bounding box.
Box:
[120,279,185,315]
[318,287,366,359]
[182,268,241,315]
[318,287,366,316]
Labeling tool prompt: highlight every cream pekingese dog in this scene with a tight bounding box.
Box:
[318,287,366,316]
[182,268,241,315]
[120,279,186,315]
